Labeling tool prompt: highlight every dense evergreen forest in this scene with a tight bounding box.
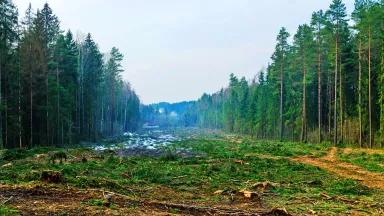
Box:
[2,0,384,149]
[187,0,384,147]
[0,1,140,149]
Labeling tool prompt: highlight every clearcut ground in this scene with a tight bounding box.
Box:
[1,134,384,215]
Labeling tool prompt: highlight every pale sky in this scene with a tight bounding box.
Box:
[13,0,354,104]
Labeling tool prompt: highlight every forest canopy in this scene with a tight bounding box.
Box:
[0,1,140,149]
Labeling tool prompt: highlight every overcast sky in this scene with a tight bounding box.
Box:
[13,0,354,104]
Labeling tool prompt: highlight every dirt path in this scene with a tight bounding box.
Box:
[0,184,290,216]
[292,147,384,190]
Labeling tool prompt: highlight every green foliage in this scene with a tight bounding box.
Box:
[0,2,141,149]
[160,146,179,161]
[1,149,28,161]
[0,205,19,216]
[329,179,371,196]
[84,199,104,207]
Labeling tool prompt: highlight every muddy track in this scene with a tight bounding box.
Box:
[0,185,290,216]
[292,147,384,190]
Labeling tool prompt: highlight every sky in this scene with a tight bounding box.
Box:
[13,0,355,104]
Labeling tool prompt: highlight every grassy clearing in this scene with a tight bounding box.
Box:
[0,137,383,215]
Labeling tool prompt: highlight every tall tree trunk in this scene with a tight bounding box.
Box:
[100,96,104,133]
[301,53,307,143]
[5,93,7,147]
[279,57,284,142]
[124,93,128,132]
[359,39,363,148]
[328,73,332,138]
[61,121,64,147]
[368,26,372,148]
[339,49,343,143]
[110,80,115,136]
[317,32,322,143]
[18,51,22,149]
[56,65,60,146]
[0,52,3,149]
[46,68,49,146]
[29,43,33,147]
[334,34,338,146]
[381,36,384,148]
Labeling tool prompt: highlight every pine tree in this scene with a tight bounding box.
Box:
[311,10,326,143]
[326,0,348,145]
[105,47,124,136]
[273,28,290,141]
[293,24,314,143]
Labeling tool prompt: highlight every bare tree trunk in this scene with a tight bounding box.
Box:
[334,33,338,146]
[339,49,343,143]
[0,52,3,149]
[359,39,363,148]
[56,65,60,146]
[317,32,322,143]
[61,121,64,147]
[100,99,103,133]
[19,51,22,148]
[328,73,332,138]
[5,96,7,147]
[280,57,284,142]
[301,53,307,143]
[124,93,128,132]
[368,26,372,148]
[30,46,33,148]
[110,80,115,136]
[381,37,384,148]
[46,68,49,146]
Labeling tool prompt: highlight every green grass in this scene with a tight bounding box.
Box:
[175,138,331,158]
[339,151,384,173]
[0,137,382,215]
[0,205,19,215]
[84,199,105,207]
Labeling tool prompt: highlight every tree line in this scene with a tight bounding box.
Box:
[0,1,140,149]
[141,102,197,128]
[194,0,384,148]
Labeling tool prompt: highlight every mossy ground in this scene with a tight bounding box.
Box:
[0,135,383,215]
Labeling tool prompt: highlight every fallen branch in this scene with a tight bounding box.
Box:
[2,196,13,205]
[320,192,359,204]
[172,175,188,179]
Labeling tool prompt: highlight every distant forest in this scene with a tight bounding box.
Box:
[145,0,384,148]
[0,1,140,149]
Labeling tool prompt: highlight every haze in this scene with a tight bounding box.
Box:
[14,0,354,104]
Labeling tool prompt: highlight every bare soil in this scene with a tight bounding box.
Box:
[292,147,384,190]
[0,184,290,216]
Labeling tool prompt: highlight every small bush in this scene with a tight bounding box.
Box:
[161,147,179,161]
[85,199,104,207]
[1,149,28,161]
[41,170,64,183]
